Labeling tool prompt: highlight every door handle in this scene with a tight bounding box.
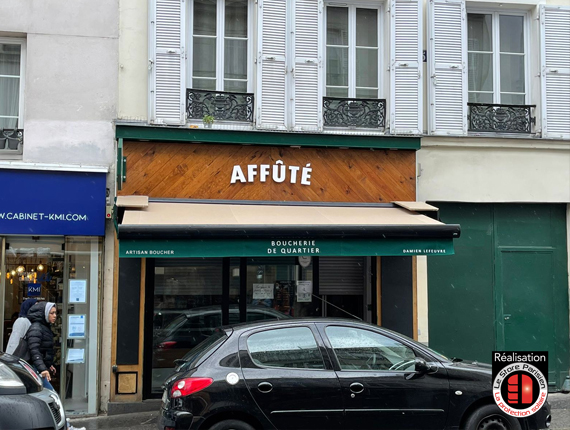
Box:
[504,314,511,321]
[257,382,273,393]
[349,382,364,394]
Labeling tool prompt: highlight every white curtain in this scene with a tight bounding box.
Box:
[0,43,21,129]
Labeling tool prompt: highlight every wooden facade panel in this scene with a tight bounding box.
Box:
[119,141,416,202]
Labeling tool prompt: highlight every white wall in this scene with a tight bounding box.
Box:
[0,0,119,166]
[417,139,570,202]
[118,0,148,121]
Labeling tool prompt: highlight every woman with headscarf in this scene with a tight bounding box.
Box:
[5,298,37,355]
[27,301,57,390]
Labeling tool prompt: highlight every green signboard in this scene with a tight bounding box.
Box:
[119,237,455,258]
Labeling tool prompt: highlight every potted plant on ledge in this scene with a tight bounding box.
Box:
[203,114,215,128]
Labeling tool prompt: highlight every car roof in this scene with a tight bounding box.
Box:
[226,317,374,333]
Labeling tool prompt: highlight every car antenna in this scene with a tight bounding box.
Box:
[311,294,363,321]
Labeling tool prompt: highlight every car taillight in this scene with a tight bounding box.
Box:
[159,341,177,349]
[170,377,213,398]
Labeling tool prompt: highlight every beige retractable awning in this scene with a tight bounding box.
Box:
[116,198,460,258]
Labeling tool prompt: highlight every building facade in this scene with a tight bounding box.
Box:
[108,0,467,410]
[0,0,118,415]
[418,0,570,390]
[109,0,570,411]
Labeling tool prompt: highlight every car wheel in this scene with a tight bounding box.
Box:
[465,405,522,430]
[209,419,255,430]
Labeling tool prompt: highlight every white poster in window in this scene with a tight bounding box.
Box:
[69,279,87,303]
[66,348,85,364]
[68,315,86,338]
[253,283,274,300]
[297,280,313,302]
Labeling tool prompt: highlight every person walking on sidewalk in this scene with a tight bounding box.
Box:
[27,301,57,390]
[5,298,37,355]
[26,301,86,430]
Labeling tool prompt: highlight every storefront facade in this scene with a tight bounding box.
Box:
[108,125,460,406]
[0,167,107,415]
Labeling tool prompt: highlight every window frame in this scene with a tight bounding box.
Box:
[323,1,383,99]
[466,9,530,105]
[0,37,26,129]
[186,0,253,93]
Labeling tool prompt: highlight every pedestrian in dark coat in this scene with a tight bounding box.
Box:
[27,301,57,390]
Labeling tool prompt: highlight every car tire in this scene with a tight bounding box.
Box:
[209,419,255,430]
[465,404,522,430]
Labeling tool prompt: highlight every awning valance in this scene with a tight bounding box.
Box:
[116,198,460,258]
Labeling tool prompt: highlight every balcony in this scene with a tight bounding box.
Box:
[186,89,254,123]
[0,129,23,155]
[323,97,386,129]
[468,103,536,134]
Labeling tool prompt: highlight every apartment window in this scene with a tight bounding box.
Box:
[467,12,527,105]
[0,39,25,129]
[189,0,250,92]
[325,6,380,99]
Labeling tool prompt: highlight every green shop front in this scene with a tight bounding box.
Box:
[108,127,460,405]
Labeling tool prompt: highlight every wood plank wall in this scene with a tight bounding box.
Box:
[119,142,416,202]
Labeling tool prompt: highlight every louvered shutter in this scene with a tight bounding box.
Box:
[319,257,365,295]
[292,0,323,132]
[540,6,570,139]
[428,0,467,135]
[149,0,186,125]
[390,0,423,135]
[256,0,288,130]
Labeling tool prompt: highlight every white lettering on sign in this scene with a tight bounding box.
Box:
[230,160,312,185]
[0,212,88,222]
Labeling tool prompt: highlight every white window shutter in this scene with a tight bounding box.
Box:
[149,0,186,125]
[540,5,570,139]
[256,0,288,130]
[390,0,423,135]
[292,0,323,132]
[428,0,467,135]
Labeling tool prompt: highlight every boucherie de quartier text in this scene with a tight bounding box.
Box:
[493,352,547,362]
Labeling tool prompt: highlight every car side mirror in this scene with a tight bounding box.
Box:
[405,357,433,380]
[415,357,429,373]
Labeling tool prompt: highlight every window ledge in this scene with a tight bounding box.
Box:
[421,135,570,151]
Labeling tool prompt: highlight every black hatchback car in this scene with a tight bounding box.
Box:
[158,318,551,430]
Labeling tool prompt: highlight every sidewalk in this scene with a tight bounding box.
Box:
[72,393,569,430]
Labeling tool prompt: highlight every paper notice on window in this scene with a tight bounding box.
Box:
[68,315,86,338]
[253,283,274,300]
[69,279,87,303]
[297,280,313,302]
[66,348,85,364]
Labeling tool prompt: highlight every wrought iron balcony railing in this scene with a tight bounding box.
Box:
[468,103,536,134]
[323,97,386,129]
[187,89,254,123]
[0,129,23,153]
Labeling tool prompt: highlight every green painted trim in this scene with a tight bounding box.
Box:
[119,237,454,258]
[115,125,420,150]
[116,138,123,191]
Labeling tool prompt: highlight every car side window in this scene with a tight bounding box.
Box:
[247,327,325,369]
[325,326,416,371]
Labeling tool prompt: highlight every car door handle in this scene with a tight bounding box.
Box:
[349,382,364,394]
[257,382,273,393]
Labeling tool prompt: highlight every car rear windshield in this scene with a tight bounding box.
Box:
[180,328,230,370]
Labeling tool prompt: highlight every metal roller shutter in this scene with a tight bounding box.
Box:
[319,257,365,295]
